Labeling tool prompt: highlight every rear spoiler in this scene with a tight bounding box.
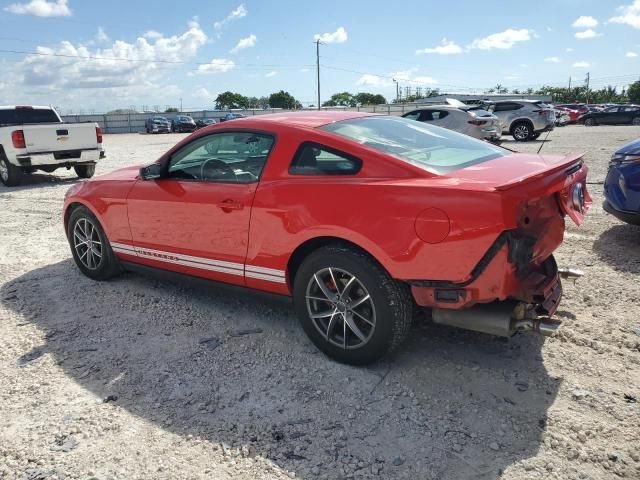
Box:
[494,153,585,191]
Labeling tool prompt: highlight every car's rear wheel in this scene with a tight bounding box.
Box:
[293,245,412,365]
[632,117,640,126]
[584,118,596,126]
[0,157,22,187]
[511,122,533,141]
[67,206,121,280]
[74,164,96,179]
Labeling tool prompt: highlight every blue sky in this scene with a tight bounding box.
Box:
[0,0,639,112]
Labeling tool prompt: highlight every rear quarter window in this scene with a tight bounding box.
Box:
[289,142,362,176]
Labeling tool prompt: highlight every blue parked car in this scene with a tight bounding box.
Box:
[604,138,640,225]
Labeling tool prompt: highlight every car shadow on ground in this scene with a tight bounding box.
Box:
[0,172,80,192]
[593,223,640,273]
[2,260,559,480]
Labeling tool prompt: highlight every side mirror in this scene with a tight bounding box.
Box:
[139,163,162,180]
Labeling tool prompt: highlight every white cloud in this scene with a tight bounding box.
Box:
[575,29,602,39]
[95,27,109,44]
[197,58,235,74]
[572,16,598,28]
[313,27,348,44]
[505,75,519,80]
[193,87,215,99]
[416,38,463,55]
[300,68,310,73]
[544,56,561,63]
[143,30,163,40]
[626,51,638,57]
[566,47,574,52]
[356,74,388,87]
[412,76,438,85]
[469,28,532,50]
[214,4,247,31]
[572,61,591,67]
[4,0,70,17]
[265,71,277,77]
[230,34,256,54]
[610,0,640,29]
[19,21,208,91]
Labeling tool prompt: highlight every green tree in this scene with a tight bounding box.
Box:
[354,92,386,105]
[215,91,249,109]
[268,90,300,109]
[628,80,640,104]
[323,91,355,107]
[164,107,179,113]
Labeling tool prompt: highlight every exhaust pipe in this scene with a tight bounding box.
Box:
[432,301,561,338]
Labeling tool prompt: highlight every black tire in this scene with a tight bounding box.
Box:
[67,206,121,281]
[74,164,96,179]
[293,245,413,365]
[584,117,596,126]
[632,117,640,126]
[511,121,533,141]
[0,156,22,187]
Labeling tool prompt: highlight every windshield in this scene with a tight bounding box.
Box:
[320,116,506,175]
[153,117,167,122]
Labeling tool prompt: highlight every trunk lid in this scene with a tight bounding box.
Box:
[444,152,591,225]
[23,123,99,154]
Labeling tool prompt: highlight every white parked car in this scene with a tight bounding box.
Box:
[0,105,105,187]
[402,104,501,141]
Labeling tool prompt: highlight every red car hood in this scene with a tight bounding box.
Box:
[441,152,584,191]
[94,165,141,181]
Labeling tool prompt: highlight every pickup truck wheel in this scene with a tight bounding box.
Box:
[0,157,22,187]
[293,245,413,365]
[511,122,533,141]
[74,164,95,179]
[67,206,120,280]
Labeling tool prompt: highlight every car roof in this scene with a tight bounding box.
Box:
[407,105,465,111]
[227,110,377,128]
[0,105,54,110]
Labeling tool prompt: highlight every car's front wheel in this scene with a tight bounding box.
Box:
[584,118,596,126]
[74,164,96,179]
[67,206,121,280]
[293,245,412,365]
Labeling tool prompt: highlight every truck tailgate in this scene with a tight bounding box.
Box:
[23,123,98,153]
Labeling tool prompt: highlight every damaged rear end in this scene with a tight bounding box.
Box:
[412,152,591,337]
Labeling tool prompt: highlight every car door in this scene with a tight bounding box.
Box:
[125,131,275,285]
[619,106,638,124]
[598,107,620,125]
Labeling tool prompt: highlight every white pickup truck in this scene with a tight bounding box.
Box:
[0,105,105,187]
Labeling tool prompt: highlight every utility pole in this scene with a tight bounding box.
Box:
[585,72,590,104]
[393,78,399,101]
[568,76,571,90]
[180,98,183,112]
[315,40,321,110]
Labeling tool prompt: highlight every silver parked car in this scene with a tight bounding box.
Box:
[402,104,500,141]
[483,100,555,141]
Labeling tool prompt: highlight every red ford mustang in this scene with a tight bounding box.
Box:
[63,111,590,364]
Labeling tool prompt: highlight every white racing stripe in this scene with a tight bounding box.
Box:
[110,242,286,283]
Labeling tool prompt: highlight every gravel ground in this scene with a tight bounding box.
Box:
[1,126,639,480]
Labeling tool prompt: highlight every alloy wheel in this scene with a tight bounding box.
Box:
[633,117,640,126]
[73,217,103,270]
[0,159,8,182]
[305,267,376,349]
[513,125,530,140]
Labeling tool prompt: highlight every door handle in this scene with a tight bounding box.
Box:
[217,199,244,212]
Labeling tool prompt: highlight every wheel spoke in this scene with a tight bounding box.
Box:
[340,276,356,298]
[343,314,347,349]
[344,312,367,343]
[306,295,333,303]
[326,311,339,339]
[329,268,340,295]
[92,248,102,258]
[311,308,338,319]
[348,293,370,310]
[79,248,89,261]
[351,308,375,327]
[314,274,337,302]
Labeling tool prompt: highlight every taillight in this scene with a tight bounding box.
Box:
[11,130,26,148]
[96,126,103,144]
[468,119,487,126]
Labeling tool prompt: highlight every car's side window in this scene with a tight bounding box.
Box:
[432,110,449,120]
[289,142,362,176]
[418,111,434,122]
[404,111,420,121]
[167,132,275,183]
